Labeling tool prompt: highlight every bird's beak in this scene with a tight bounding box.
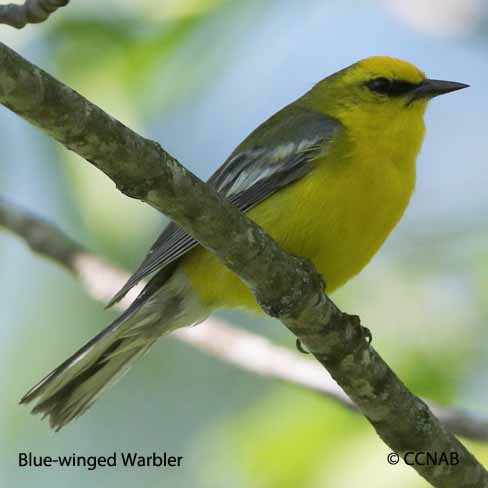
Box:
[412,79,469,100]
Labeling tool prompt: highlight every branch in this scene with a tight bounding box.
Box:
[2,197,488,444]
[0,0,69,29]
[0,42,486,487]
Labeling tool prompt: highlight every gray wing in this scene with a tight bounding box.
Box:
[106,108,340,307]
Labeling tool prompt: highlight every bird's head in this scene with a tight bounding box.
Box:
[304,56,468,125]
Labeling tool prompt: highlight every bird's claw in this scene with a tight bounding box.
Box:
[361,325,372,344]
[296,338,310,354]
[318,274,326,292]
[345,314,372,345]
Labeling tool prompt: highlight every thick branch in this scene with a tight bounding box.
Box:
[2,198,488,443]
[0,42,486,487]
[0,0,69,28]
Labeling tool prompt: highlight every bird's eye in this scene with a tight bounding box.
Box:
[366,78,391,95]
[366,77,418,97]
[366,77,392,94]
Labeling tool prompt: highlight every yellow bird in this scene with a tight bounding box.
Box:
[21,56,467,430]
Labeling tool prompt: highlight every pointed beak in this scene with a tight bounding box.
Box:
[412,79,469,100]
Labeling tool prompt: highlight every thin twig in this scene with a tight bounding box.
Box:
[0,0,69,29]
[1,197,488,443]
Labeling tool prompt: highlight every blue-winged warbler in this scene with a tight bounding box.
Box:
[21,56,468,430]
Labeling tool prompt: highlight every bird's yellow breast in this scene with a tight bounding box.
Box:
[181,109,424,312]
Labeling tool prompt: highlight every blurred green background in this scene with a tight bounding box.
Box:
[1,0,488,486]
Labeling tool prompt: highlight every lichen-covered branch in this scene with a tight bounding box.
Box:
[0,0,69,29]
[2,197,488,444]
[0,42,486,487]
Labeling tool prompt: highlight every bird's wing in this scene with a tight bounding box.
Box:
[106,108,341,307]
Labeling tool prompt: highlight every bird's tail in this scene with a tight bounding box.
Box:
[20,270,206,431]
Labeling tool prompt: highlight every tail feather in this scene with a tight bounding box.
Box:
[20,270,206,431]
[20,312,159,431]
[20,286,150,412]
[28,336,157,431]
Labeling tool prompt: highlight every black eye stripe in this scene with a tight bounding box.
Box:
[366,77,419,96]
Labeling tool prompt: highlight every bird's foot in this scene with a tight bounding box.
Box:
[295,338,310,354]
[345,313,372,345]
[292,255,326,306]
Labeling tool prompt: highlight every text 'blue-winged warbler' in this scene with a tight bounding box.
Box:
[21,56,468,430]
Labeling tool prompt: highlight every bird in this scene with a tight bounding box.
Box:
[20,56,468,430]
